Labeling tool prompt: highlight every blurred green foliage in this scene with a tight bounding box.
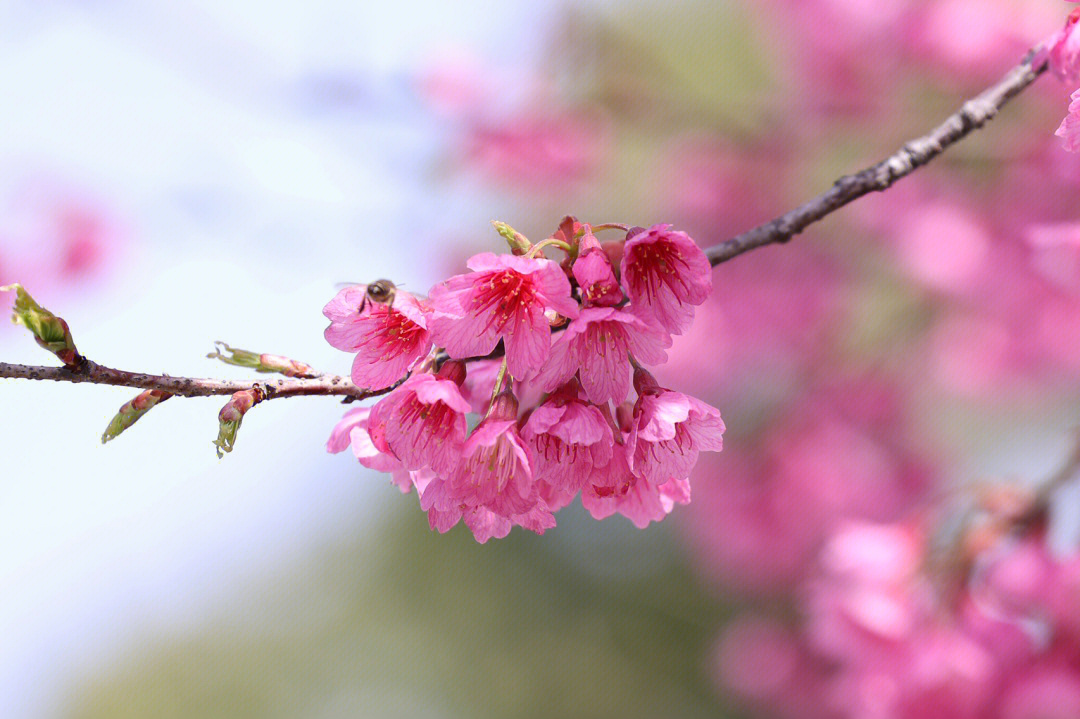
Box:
[61,504,742,719]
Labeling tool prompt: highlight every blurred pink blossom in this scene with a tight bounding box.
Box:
[0,177,122,300]
[686,380,932,594]
[1043,5,1080,84]
[894,202,990,294]
[1056,89,1080,151]
[911,0,1059,76]
[713,516,1080,719]
[462,110,608,191]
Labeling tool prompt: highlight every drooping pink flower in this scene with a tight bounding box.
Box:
[624,369,725,485]
[447,391,537,516]
[620,224,712,335]
[326,406,411,491]
[572,228,622,307]
[327,406,370,455]
[428,252,579,379]
[582,437,694,528]
[368,361,471,475]
[419,477,555,543]
[323,284,433,391]
[534,306,671,405]
[520,380,613,494]
[1056,89,1080,153]
[416,476,468,534]
[616,475,692,529]
[580,440,634,518]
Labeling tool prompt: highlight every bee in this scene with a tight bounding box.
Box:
[334,278,399,314]
[360,279,397,311]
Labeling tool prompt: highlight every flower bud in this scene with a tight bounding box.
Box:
[632,367,661,395]
[101,389,172,444]
[2,284,82,367]
[213,388,263,458]
[487,387,520,422]
[436,359,467,385]
[572,229,622,306]
[491,221,532,255]
[207,341,317,378]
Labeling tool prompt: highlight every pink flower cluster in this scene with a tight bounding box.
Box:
[324,219,724,542]
[715,515,1080,719]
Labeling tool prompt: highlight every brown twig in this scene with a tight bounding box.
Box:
[706,50,1048,267]
[0,360,386,402]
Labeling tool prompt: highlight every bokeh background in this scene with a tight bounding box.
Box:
[3,1,1080,717]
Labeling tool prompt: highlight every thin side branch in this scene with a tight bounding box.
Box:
[0,360,385,402]
[707,51,1048,267]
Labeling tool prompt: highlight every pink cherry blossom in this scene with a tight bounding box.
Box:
[368,362,471,475]
[580,440,635,520]
[428,252,579,379]
[326,406,369,455]
[323,284,433,391]
[624,369,724,485]
[621,224,712,335]
[806,523,1000,719]
[326,406,411,491]
[616,475,692,528]
[447,392,537,516]
[419,477,556,543]
[520,380,613,494]
[1056,89,1080,152]
[578,441,691,528]
[572,228,622,307]
[534,306,671,405]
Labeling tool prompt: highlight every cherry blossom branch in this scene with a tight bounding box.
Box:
[0,360,379,401]
[0,46,1057,459]
[1014,428,1080,531]
[706,50,1048,267]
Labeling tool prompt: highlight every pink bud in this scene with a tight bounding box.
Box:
[213,388,263,457]
[436,359,467,385]
[487,388,519,422]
